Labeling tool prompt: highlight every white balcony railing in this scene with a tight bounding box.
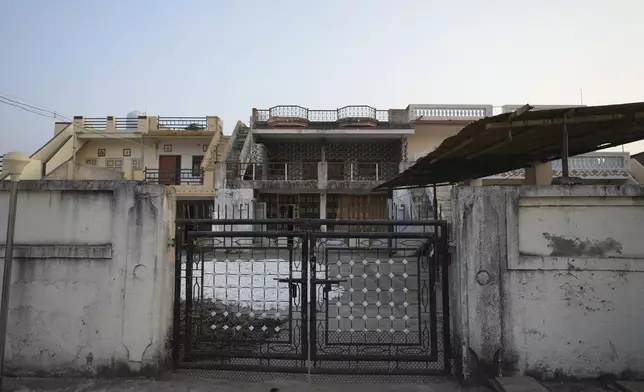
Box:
[255,106,390,122]
[484,152,632,181]
[407,104,493,121]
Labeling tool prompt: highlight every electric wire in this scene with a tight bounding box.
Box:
[0,93,157,148]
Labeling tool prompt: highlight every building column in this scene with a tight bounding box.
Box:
[318,144,328,189]
[320,192,327,232]
[524,161,553,185]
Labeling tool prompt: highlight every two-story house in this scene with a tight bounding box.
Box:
[220,106,417,231]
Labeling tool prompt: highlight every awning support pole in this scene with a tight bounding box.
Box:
[432,184,438,220]
[561,117,570,178]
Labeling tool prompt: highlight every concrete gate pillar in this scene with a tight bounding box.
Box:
[450,185,507,381]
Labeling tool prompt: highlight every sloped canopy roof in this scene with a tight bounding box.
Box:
[378,102,644,189]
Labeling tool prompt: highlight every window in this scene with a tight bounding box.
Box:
[299,195,320,219]
[192,155,204,177]
[356,162,377,180]
[106,159,123,172]
[302,162,318,180]
[85,159,97,165]
[123,148,131,157]
[132,158,142,170]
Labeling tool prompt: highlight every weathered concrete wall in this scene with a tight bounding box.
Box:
[435,185,452,220]
[45,161,125,180]
[0,181,175,377]
[452,185,644,381]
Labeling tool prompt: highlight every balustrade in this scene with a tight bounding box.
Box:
[225,161,402,185]
[483,152,631,180]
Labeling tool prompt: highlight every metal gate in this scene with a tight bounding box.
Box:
[173,217,451,376]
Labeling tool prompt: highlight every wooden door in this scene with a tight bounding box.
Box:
[159,155,181,185]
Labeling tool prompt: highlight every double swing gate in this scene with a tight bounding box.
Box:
[173,217,451,376]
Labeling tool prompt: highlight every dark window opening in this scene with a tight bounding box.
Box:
[192,155,204,177]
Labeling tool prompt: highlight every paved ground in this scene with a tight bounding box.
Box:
[6,375,629,392]
[542,381,612,392]
[3,375,492,392]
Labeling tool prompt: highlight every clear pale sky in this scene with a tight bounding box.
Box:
[2,0,644,155]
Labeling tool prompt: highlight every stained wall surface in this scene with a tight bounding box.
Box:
[452,185,644,380]
[0,180,175,376]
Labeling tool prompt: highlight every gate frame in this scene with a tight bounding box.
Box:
[172,218,451,376]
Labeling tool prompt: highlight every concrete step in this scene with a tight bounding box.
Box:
[491,377,547,392]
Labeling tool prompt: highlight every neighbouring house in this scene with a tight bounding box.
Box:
[6,113,229,220]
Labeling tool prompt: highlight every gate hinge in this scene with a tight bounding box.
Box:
[169,238,176,248]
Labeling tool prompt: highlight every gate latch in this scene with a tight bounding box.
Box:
[311,278,347,293]
[276,278,303,298]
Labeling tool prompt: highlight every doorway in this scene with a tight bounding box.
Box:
[159,155,181,185]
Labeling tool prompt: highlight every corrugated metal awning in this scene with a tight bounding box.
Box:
[377,102,644,189]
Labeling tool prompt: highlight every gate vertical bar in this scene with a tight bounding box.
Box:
[429,231,438,359]
[307,231,317,372]
[172,223,183,367]
[441,222,452,374]
[200,246,205,304]
[184,234,194,361]
[301,231,310,369]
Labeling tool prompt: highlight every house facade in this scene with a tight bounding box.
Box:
[220,105,429,226]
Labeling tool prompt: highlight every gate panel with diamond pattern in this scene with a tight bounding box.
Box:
[173,219,450,375]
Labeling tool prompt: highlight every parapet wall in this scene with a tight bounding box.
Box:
[452,185,644,380]
[0,180,176,377]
